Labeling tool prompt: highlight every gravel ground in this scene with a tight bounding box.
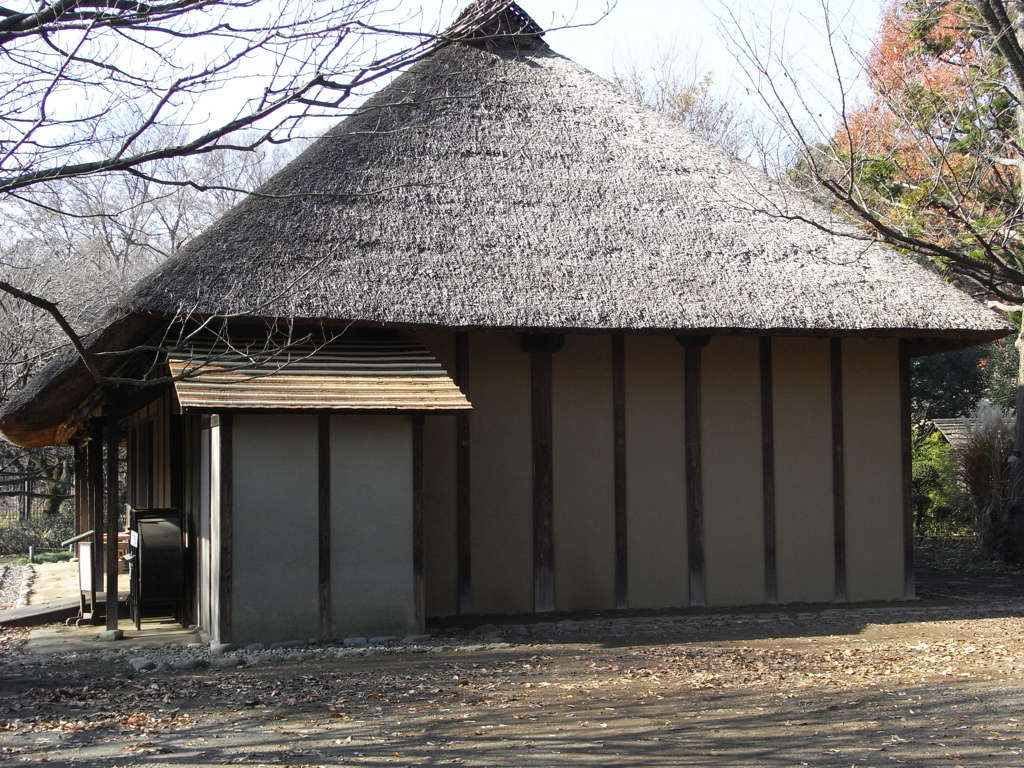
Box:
[1,553,1023,767]
[2,598,1024,766]
[0,564,25,610]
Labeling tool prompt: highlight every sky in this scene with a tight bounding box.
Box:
[2,0,889,188]
[415,0,885,114]
[339,0,888,159]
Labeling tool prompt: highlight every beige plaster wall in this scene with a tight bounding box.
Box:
[417,328,459,618]
[552,334,615,611]
[469,331,533,615]
[843,339,905,601]
[702,336,765,606]
[773,338,835,603]
[330,414,417,637]
[231,414,320,643]
[624,334,687,609]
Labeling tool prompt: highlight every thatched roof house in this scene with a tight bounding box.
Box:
[0,1,1010,644]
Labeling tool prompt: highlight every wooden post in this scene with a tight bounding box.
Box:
[899,341,916,599]
[830,338,847,602]
[169,414,184,512]
[760,337,778,604]
[189,415,204,627]
[680,336,708,608]
[612,333,628,609]
[73,442,85,534]
[318,413,332,637]
[73,440,87,617]
[178,416,191,623]
[524,333,563,614]
[87,419,103,622]
[104,417,120,631]
[454,332,473,615]
[412,414,425,630]
[216,413,233,645]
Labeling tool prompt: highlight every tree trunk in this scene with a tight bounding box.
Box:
[34,452,71,518]
[1005,318,1024,562]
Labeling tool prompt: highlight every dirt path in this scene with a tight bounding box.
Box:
[2,602,1024,766]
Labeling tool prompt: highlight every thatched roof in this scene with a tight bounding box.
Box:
[0,0,1012,447]
[120,1,1006,337]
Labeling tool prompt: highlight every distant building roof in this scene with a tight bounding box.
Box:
[931,416,1014,451]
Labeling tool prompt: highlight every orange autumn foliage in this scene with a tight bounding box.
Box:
[835,0,1019,242]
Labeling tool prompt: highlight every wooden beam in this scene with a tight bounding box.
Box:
[760,337,777,604]
[454,332,472,615]
[318,413,332,637]
[217,413,233,645]
[412,414,425,630]
[682,341,705,607]
[830,338,847,602]
[899,341,916,599]
[104,417,120,632]
[523,333,563,613]
[612,333,628,609]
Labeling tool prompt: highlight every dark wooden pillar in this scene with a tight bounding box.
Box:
[679,335,707,607]
[412,414,425,629]
[830,338,847,602]
[318,413,332,637]
[72,440,87,618]
[524,333,563,614]
[454,332,473,615]
[760,337,778,604]
[169,414,184,513]
[216,413,233,645]
[104,417,120,631]
[73,443,86,534]
[168,413,187,623]
[899,341,915,599]
[612,333,628,609]
[87,419,103,621]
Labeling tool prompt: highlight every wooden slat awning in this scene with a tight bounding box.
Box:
[166,338,471,412]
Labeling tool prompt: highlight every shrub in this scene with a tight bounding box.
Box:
[912,430,971,536]
[0,501,76,555]
[958,400,1014,558]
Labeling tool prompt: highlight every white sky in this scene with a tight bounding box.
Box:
[346,0,886,155]
[416,1,884,105]
[5,0,887,180]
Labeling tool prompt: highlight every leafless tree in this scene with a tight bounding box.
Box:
[614,51,787,173]
[0,143,289,527]
[0,1,570,360]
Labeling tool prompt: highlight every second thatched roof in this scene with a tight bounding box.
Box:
[120,2,1007,338]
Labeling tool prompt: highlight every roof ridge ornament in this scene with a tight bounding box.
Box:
[446,0,546,51]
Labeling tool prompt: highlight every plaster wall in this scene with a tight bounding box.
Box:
[773,338,835,603]
[231,414,320,643]
[702,336,765,606]
[623,334,688,609]
[417,328,459,618]
[469,331,533,615]
[330,414,417,637]
[552,334,615,611]
[843,339,905,601]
